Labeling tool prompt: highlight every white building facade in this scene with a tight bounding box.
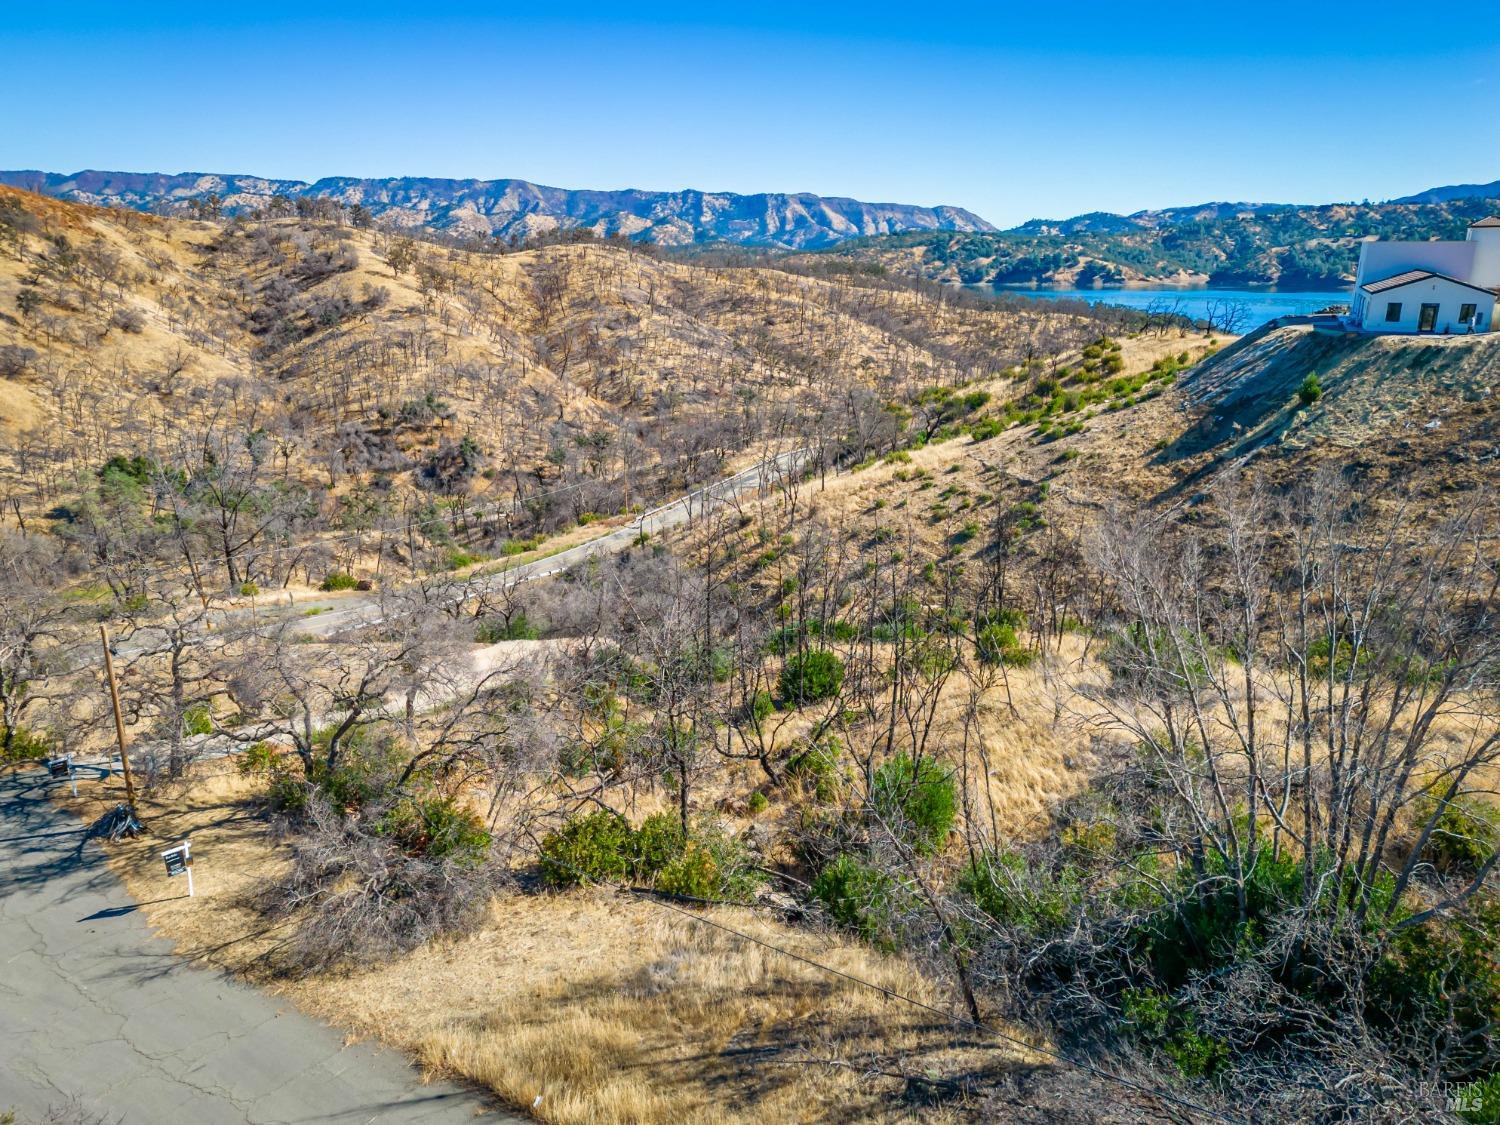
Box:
[1348,217,1500,334]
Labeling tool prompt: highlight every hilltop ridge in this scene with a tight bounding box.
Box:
[0,169,996,249]
[817,184,1500,288]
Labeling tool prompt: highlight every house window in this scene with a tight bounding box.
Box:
[1460,303,1477,323]
[1385,301,1402,322]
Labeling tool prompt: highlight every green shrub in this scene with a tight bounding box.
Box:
[960,850,1079,934]
[654,843,721,899]
[1298,372,1323,406]
[749,690,776,724]
[704,645,734,683]
[693,821,762,900]
[239,581,260,597]
[319,572,359,592]
[747,791,769,815]
[779,649,845,704]
[977,605,1027,630]
[266,772,312,816]
[976,621,1033,667]
[632,812,686,880]
[1367,895,1500,1076]
[500,536,544,556]
[1420,790,1499,877]
[1121,987,1229,1079]
[785,738,843,802]
[871,752,957,855]
[310,733,404,812]
[969,417,1003,441]
[2,726,52,762]
[539,810,634,886]
[379,796,491,863]
[181,704,213,737]
[444,549,484,570]
[962,390,991,411]
[237,741,279,776]
[474,612,540,643]
[1306,632,1367,677]
[1060,819,1117,860]
[1453,1073,1500,1124]
[811,853,907,949]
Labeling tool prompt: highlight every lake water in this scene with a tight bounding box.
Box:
[985,286,1350,329]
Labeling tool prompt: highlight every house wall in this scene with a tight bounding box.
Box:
[1466,226,1500,288]
[1353,240,1475,289]
[1361,276,1495,334]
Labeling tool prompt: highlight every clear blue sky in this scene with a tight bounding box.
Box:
[6,2,1499,227]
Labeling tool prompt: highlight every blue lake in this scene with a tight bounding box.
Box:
[984,286,1350,329]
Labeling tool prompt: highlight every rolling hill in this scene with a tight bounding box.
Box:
[0,183,1120,550]
[813,185,1500,289]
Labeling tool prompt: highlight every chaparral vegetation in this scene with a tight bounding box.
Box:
[2,184,1495,1122]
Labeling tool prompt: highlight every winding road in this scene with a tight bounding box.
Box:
[288,446,807,638]
[0,449,811,1121]
[113,447,809,651]
[0,767,508,1123]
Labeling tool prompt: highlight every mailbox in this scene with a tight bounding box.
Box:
[45,754,77,796]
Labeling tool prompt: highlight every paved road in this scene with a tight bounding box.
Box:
[288,446,808,638]
[104,447,809,654]
[0,768,508,1124]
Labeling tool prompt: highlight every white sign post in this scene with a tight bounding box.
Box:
[161,839,194,897]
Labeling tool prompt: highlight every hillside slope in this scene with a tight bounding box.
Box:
[815,196,1500,288]
[0,169,996,248]
[0,185,1115,544]
[1166,323,1500,492]
[786,320,1499,546]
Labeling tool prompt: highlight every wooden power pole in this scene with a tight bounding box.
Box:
[99,624,137,809]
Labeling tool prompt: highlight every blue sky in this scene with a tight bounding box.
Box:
[5,2,1498,226]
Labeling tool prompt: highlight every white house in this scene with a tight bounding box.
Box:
[1348,217,1500,334]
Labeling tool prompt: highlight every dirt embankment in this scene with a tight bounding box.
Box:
[1163,324,1500,493]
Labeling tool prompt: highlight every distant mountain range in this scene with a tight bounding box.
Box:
[0,169,996,249]
[10,166,1498,279]
[822,181,1500,289]
[1391,180,1500,205]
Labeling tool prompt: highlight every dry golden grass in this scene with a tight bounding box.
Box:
[0,378,42,432]
[62,762,1047,1123]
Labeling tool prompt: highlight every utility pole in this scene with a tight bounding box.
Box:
[99,624,137,809]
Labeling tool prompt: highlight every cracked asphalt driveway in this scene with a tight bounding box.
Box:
[0,768,508,1123]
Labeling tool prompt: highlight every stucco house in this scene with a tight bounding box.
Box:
[1348,217,1500,334]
